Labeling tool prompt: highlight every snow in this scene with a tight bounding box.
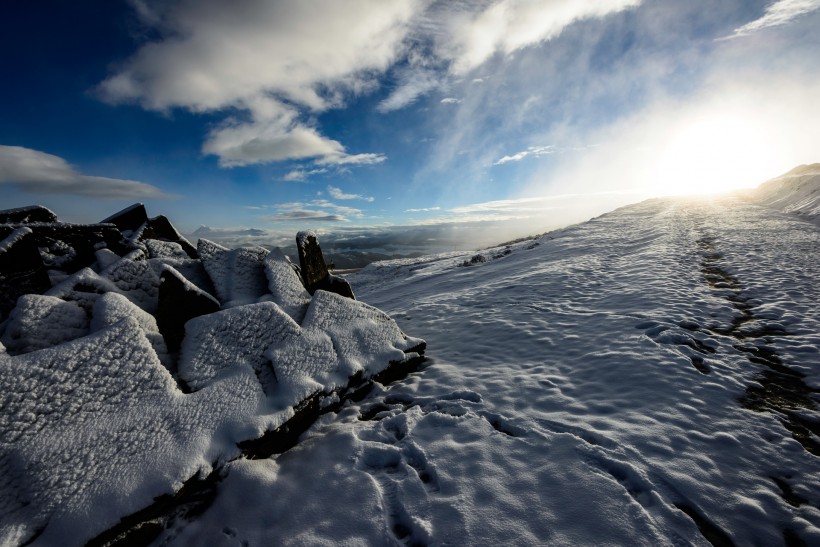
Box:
[0,295,88,355]
[0,227,32,252]
[91,292,171,369]
[178,302,300,394]
[167,195,820,546]
[752,164,820,220]
[263,248,311,322]
[198,238,270,307]
[2,186,819,546]
[144,238,189,260]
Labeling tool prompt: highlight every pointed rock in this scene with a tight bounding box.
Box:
[296,231,355,299]
[156,265,220,353]
[0,228,51,320]
[101,203,148,233]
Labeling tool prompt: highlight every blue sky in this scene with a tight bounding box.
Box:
[2,0,820,252]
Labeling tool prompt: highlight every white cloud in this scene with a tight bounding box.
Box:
[494,145,556,165]
[100,0,417,166]
[433,0,642,75]
[328,185,375,202]
[282,168,329,182]
[731,0,820,37]
[98,0,646,167]
[405,206,441,213]
[440,97,462,104]
[378,70,440,113]
[0,145,170,199]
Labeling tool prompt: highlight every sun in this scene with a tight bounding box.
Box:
[651,115,784,196]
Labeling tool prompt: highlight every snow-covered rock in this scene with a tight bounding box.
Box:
[263,248,311,322]
[91,292,171,368]
[198,239,270,307]
[0,295,88,355]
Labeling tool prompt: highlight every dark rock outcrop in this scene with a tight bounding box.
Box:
[296,231,355,299]
[0,228,52,320]
[0,205,58,224]
[0,222,129,273]
[101,203,149,233]
[144,215,198,259]
[156,265,220,353]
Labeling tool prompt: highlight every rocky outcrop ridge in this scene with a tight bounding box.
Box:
[0,204,425,546]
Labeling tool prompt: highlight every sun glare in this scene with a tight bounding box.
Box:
[652,115,783,196]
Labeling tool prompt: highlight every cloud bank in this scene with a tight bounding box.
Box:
[99,0,645,170]
[0,145,169,199]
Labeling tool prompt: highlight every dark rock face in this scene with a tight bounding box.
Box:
[156,266,220,352]
[313,274,355,299]
[145,215,198,259]
[0,223,130,273]
[296,231,355,299]
[0,228,52,320]
[0,205,58,224]
[101,203,149,233]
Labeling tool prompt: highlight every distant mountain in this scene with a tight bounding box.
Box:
[751,163,820,221]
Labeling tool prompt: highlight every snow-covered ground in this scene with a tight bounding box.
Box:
[160,193,820,546]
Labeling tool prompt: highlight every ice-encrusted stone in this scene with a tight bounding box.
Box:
[93,248,122,272]
[144,239,189,260]
[156,265,220,353]
[100,249,161,313]
[0,205,57,224]
[266,329,340,407]
[0,294,89,355]
[178,302,300,392]
[303,290,425,375]
[198,239,269,307]
[263,248,311,323]
[46,267,121,314]
[150,257,215,296]
[91,292,170,368]
[0,317,267,545]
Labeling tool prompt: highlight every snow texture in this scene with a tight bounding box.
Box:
[178,302,300,393]
[262,248,311,322]
[753,164,820,220]
[144,238,189,260]
[99,249,161,313]
[0,295,88,355]
[170,195,820,547]
[91,292,170,368]
[0,318,268,545]
[0,227,33,253]
[198,239,270,307]
[93,248,121,272]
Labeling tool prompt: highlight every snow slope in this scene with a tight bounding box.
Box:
[751,163,820,222]
[169,195,820,546]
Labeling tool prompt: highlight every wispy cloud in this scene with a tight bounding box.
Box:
[260,210,348,222]
[440,97,462,104]
[328,185,375,202]
[0,145,170,199]
[494,145,556,165]
[282,168,329,182]
[405,206,441,213]
[731,0,820,37]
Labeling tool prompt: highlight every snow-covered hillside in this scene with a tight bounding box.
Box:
[165,193,820,546]
[2,172,819,546]
[750,163,820,222]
